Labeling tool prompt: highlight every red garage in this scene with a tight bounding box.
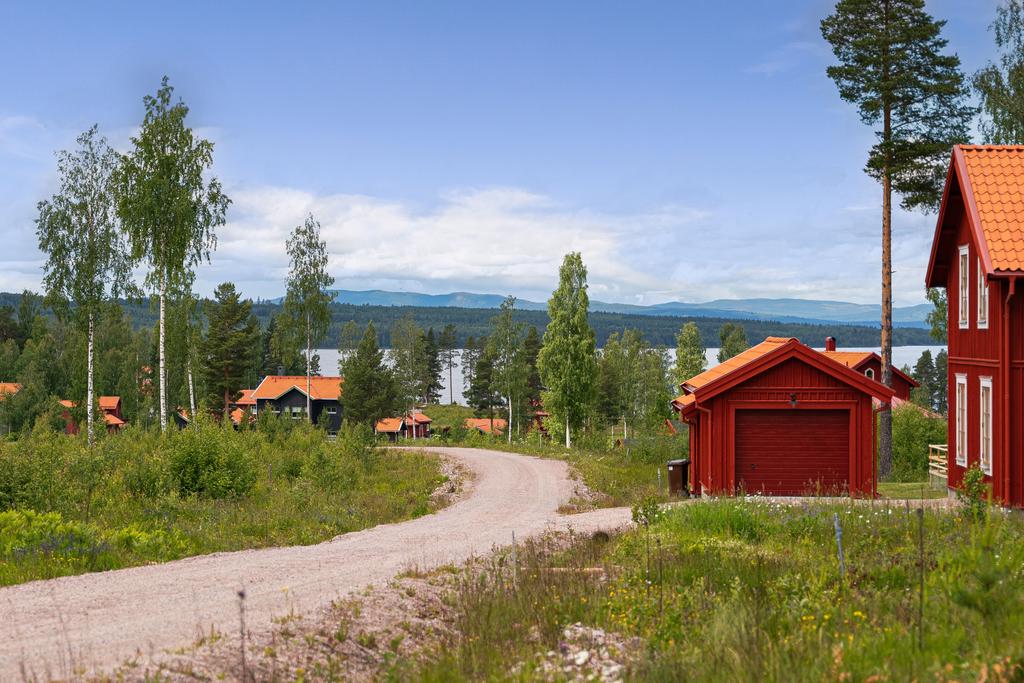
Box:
[672,337,894,497]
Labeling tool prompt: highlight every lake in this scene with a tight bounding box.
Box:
[315,345,945,406]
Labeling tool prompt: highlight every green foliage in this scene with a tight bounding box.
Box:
[673,321,706,384]
[341,322,401,426]
[537,253,598,446]
[202,282,259,417]
[925,288,947,342]
[168,423,256,498]
[0,426,445,586]
[973,0,1024,144]
[408,500,1024,682]
[957,466,990,522]
[597,329,672,434]
[890,404,946,482]
[716,322,749,362]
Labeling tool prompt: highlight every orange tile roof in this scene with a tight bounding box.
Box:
[375,417,404,433]
[465,418,507,434]
[104,412,125,427]
[819,350,873,368]
[59,399,77,409]
[98,396,120,411]
[0,382,21,400]
[957,145,1024,272]
[234,389,256,406]
[229,407,253,426]
[679,337,795,392]
[252,376,344,401]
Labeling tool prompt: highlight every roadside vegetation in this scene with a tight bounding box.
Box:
[0,420,446,586]
[399,496,1024,682]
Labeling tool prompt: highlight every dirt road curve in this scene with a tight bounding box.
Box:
[0,447,631,681]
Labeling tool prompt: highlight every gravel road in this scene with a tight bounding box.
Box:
[0,447,632,681]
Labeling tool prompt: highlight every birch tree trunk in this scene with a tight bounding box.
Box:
[508,395,513,444]
[159,274,168,433]
[187,357,196,427]
[565,416,571,448]
[87,311,95,447]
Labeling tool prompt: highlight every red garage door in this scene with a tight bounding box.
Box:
[734,409,849,496]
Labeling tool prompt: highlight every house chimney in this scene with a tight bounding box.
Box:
[825,336,837,352]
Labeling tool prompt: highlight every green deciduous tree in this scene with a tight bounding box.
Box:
[717,323,749,363]
[117,77,230,432]
[490,297,528,441]
[821,0,972,476]
[341,323,400,426]
[974,1,1024,143]
[910,349,936,410]
[537,253,597,447]
[598,329,673,437]
[36,126,135,445]
[925,288,947,342]
[674,321,707,385]
[933,349,948,414]
[202,282,258,419]
[461,335,483,401]
[282,214,335,422]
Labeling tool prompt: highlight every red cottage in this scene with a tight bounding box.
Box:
[926,145,1024,506]
[820,336,918,401]
[672,337,893,497]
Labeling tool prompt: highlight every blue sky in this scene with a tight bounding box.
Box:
[0,0,1001,306]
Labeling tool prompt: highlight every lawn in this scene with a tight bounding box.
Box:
[400,497,1024,682]
[879,480,949,500]
[0,422,446,586]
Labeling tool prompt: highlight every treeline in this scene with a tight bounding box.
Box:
[0,292,937,349]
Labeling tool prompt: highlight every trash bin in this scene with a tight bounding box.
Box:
[667,458,690,497]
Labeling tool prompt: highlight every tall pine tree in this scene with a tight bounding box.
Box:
[821,0,972,476]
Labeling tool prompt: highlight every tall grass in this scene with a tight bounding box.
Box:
[404,499,1024,682]
[0,421,446,586]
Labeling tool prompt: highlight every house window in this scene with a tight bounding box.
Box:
[865,368,875,380]
[326,406,337,415]
[977,259,989,329]
[980,377,993,475]
[958,245,970,329]
[955,374,967,466]
[290,406,305,419]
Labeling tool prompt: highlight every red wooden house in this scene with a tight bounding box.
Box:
[926,145,1024,507]
[672,337,893,497]
[820,336,918,401]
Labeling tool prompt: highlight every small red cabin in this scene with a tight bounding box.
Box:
[820,336,918,401]
[926,145,1024,507]
[672,337,893,497]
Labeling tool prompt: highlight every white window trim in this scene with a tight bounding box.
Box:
[865,368,875,380]
[979,376,993,475]
[977,258,989,329]
[955,373,968,467]
[958,245,970,329]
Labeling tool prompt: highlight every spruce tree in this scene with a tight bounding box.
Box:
[821,0,973,476]
[910,349,935,410]
[341,322,400,426]
[202,282,258,419]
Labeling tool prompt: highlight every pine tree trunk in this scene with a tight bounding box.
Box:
[87,311,95,447]
[306,312,312,422]
[159,275,168,433]
[878,81,894,479]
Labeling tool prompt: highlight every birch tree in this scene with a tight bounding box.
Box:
[537,252,597,448]
[36,126,134,445]
[282,213,335,421]
[117,77,229,432]
[489,296,527,442]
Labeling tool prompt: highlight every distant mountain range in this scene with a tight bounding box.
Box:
[280,289,932,328]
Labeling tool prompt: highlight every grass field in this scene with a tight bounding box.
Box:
[0,423,446,586]
[878,480,949,500]
[400,497,1024,682]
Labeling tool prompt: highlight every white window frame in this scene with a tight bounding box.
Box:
[958,245,970,329]
[956,374,968,466]
[865,368,875,380]
[979,376,993,475]
[977,258,989,329]
[326,406,337,415]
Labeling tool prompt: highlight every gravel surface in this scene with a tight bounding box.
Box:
[0,447,631,681]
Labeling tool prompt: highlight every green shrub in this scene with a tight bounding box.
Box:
[168,426,256,498]
[891,404,946,482]
[957,465,989,521]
